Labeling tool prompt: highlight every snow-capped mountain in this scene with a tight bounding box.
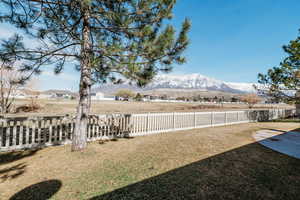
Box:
[225,82,256,93]
[93,73,256,94]
[149,74,256,93]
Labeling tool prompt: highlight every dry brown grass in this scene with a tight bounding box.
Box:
[10,99,294,116]
[0,122,299,200]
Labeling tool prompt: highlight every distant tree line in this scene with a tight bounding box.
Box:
[114,89,261,107]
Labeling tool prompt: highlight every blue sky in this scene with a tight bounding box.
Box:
[1,0,300,90]
[172,0,300,82]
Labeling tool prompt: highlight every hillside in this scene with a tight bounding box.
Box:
[93,73,256,96]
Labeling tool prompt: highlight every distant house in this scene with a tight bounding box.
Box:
[38,93,52,99]
[91,92,104,100]
[143,94,160,101]
[23,90,40,98]
[10,89,40,99]
[10,90,26,99]
[39,90,77,99]
[91,92,115,101]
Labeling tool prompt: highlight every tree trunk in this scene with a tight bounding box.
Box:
[72,8,92,151]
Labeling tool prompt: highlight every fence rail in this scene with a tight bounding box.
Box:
[0,109,296,152]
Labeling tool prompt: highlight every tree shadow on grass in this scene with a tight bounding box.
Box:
[9,179,62,200]
[90,141,300,200]
[0,163,26,182]
[263,128,287,133]
[260,128,300,134]
[0,149,39,165]
[0,149,40,183]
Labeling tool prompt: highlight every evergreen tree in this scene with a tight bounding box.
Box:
[258,30,300,103]
[115,89,135,100]
[134,93,143,101]
[0,0,191,151]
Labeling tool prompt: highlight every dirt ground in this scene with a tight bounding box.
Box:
[10,99,295,116]
[0,122,299,200]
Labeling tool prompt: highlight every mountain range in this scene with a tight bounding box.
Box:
[93,73,256,95]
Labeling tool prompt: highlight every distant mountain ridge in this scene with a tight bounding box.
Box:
[93,73,256,94]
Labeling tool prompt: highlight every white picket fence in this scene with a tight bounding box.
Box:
[0,109,296,152]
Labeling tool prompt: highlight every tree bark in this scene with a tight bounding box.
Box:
[72,7,92,151]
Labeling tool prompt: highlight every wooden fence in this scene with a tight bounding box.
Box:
[0,109,296,152]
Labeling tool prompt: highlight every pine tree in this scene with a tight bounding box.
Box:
[115,89,135,100]
[0,0,191,151]
[134,93,143,101]
[258,30,300,103]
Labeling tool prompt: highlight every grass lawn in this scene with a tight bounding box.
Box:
[1,122,300,200]
[10,99,294,116]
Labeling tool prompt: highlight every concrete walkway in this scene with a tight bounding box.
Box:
[253,129,300,159]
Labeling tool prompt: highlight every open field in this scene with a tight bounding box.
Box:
[10,99,295,116]
[0,122,299,199]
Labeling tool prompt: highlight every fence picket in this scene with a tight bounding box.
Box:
[49,119,53,143]
[19,121,23,146]
[5,120,9,148]
[11,120,17,148]
[59,118,63,142]
[37,119,42,144]
[25,120,30,146]
[0,120,3,148]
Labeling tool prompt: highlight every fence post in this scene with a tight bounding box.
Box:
[48,119,52,143]
[224,112,227,124]
[147,113,150,132]
[173,112,175,130]
[12,120,17,148]
[237,111,239,121]
[38,119,42,145]
[25,120,30,147]
[19,121,24,147]
[211,112,214,126]
[0,119,2,148]
[248,110,251,122]
[0,118,5,148]
[194,112,196,128]
[5,120,9,148]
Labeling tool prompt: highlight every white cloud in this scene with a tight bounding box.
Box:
[38,70,79,91]
[42,71,78,81]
